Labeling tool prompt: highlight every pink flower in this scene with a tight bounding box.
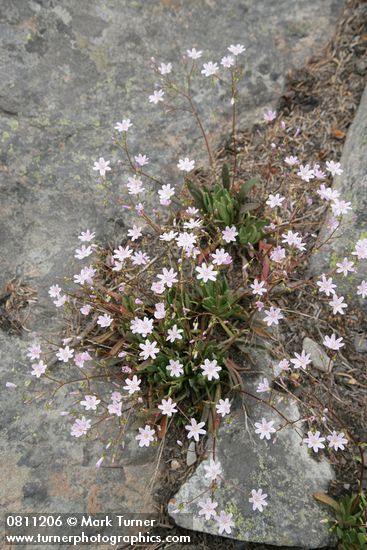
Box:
[222,225,238,243]
[263,109,276,122]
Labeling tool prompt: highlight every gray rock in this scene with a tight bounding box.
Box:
[0,0,342,521]
[169,353,335,548]
[187,441,198,467]
[303,337,333,372]
[354,334,367,353]
[310,85,367,310]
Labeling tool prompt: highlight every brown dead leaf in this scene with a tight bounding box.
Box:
[331,127,346,140]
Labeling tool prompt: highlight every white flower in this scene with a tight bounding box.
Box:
[134,153,149,167]
[215,511,234,535]
[249,489,268,512]
[263,109,277,122]
[204,459,222,481]
[196,263,218,283]
[313,164,326,179]
[329,294,348,315]
[270,246,286,263]
[297,164,314,182]
[113,245,133,263]
[276,359,290,374]
[151,281,165,294]
[97,313,113,328]
[136,425,155,447]
[177,157,195,172]
[114,119,132,132]
[290,350,311,370]
[323,334,344,351]
[108,400,122,416]
[198,498,218,520]
[221,55,234,68]
[222,225,238,243]
[31,360,47,378]
[216,398,231,417]
[93,157,111,177]
[187,48,202,59]
[357,280,367,299]
[139,340,160,360]
[211,248,232,266]
[166,324,184,343]
[71,417,91,438]
[263,306,284,327]
[200,358,221,381]
[27,343,42,361]
[48,284,62,298]
[284,155,298,166]
[185,418,206,442]
[78,229,95,242]
[131,251,150,266]
[73,266,96,286]
[160,230,178,242]
[158,397,177,417]
[266,193,285,208]
[167,359,184,377]
[336,258,355,276]
[56,346,74,363]
[317,184,339,201]
[123,375,141,395]
[176,232,196,250]
[254,418,276,440]
[331,199,352,216]
[183,218,203,230]
[158,184,175,205]
[80,304,92,316]
[303,431,325,452]
[54,294,68,308]
[352,238,367,260]
[327,431,348,451]
[127,225,143,241]
[149,89,164,104]
[317,274,336,296]
[152,303,164,321]
[158,62,172,75]
[326,160,343,176]
[157,267,178,288]
[282,230,306,252]
[201,61,219,77]
[75,244,93,259]
[130,317,154,338]
[80,395,101,411]
[251,279,267,296]
[256,377,270,393]
[127,176,145,195]
[228,43,245,56]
